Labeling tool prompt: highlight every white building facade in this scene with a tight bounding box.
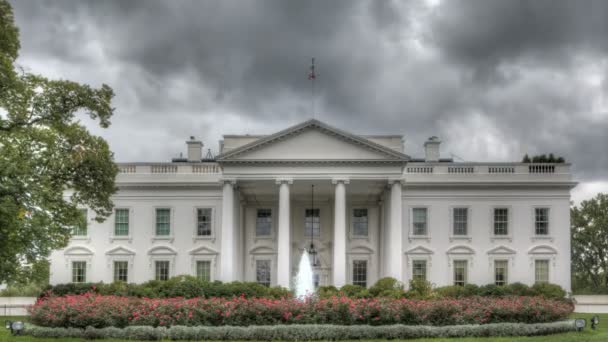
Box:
[49,120,576,291]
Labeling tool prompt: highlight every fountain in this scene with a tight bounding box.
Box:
[294,249,315,299]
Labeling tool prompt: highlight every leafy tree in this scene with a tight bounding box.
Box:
[0,0,117,284]
[522,154,531,163]
[571,193,608,290]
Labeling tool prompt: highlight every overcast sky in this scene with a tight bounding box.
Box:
[9,0,608,203]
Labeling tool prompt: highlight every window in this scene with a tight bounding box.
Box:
[412,208,428,235]
[114,209,129,236]
[72,261,87,283]
[352,260,368,287]
[453,208,468,236]
[453,260,467,286]
[155,208,171,236]
[113,261,128,282]
[412,260,427,281]
[535,208,549,235]
[305,209,320,237]
[256,209,272,237]
[196,260,211,282]
[155,261,170,281]
[196,208,212,236]
[494,260,508,286]
[352,209,369,237]
[493,208,509,235]
[313,273,320,289]
[535,259,549,284]
[256,260,271,287]
[72,209,88,236]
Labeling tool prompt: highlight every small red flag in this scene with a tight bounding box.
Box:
[308,58,316,80]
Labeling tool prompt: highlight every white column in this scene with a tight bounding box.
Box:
[220,179,236,282]
[332,179,349,288]
[387,180,403,280]
[276,179,292,288]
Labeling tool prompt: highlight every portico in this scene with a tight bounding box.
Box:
[216,120,409,288]
[218,177,404,289]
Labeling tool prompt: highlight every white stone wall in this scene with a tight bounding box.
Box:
[401,187,571,291]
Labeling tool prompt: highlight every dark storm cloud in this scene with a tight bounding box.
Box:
[7,0,608,188]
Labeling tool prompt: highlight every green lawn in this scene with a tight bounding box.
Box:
[1,313,605,342]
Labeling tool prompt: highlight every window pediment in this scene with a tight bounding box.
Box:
[189,246,219,255]
[64,245,94,256]
[249,246,276,255]
[405,245,435,255]
[528,245,558,255]
[348,246,374,255]
[148,245,177,256]
[105,246,136,256]
[486,245,516,255]
[446,245,475,255]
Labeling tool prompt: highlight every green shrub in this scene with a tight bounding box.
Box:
[504,282,536,296]
[532,283,566,299]
[406,279,433,299]
[369,277,403,297]
[434,285,465,298]
[478,284,507,297]
[339,284,365,297]
[0,283,45,297]
[317,285,339,298]
[41,276,294,299]
[25,321,577,340]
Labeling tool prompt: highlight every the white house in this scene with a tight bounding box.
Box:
[49,119,576,291]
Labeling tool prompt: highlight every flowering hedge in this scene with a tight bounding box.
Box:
[29,293,573,329]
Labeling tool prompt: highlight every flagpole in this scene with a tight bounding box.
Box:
[309,58,316,119]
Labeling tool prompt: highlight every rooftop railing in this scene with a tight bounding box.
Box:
[117,162,221,174]
[404,162,570,179]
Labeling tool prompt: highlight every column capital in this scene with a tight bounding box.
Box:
[387,178,405,186]
[331,178,350,185]
[275,178,293,185]
[220,178,237,185]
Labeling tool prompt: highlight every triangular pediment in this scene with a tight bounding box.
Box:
[189,246,219,255]
[106,246,136,256]
[218,120,409,163]
[405,245,435,255]
[487,246,517,255]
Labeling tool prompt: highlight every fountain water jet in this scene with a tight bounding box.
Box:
[294,249,315,299]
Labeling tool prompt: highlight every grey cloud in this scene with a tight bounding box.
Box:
[8,0,608,184]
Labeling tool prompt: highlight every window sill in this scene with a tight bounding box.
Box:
[110,236,132,243]
[531,236,553,242]
[192,236,216,243]
[151,236,174,243]
[490,236,512,243]
[449,236,472,242]
[408,235,431,242]
[70,236,90,243]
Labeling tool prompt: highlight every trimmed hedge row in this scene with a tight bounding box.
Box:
[319,278,567,300]
[40,276,292,299]
[40,276,567,301]
[25,321,577,340]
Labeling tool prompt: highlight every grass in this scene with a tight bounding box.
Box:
[0,313,605,342]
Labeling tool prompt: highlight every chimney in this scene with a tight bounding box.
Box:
[424,136,441,162]
[186,136,203,162]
